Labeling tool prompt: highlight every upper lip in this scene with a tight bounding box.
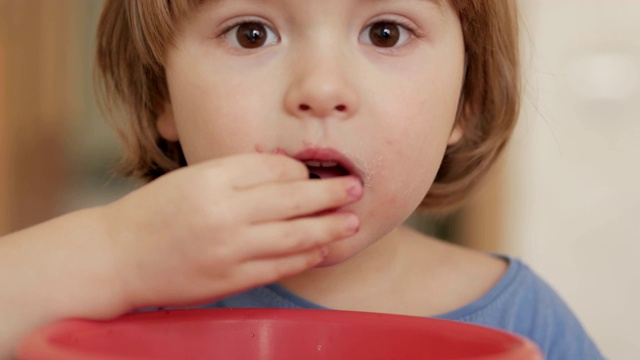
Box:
[291,147,362,183]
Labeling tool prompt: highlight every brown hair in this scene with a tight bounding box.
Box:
[95,0,520,211]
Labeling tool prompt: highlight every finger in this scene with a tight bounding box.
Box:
[236,176,363,223]
[205,153,309,189]
[233,247,329,287]
[239,212,359,259]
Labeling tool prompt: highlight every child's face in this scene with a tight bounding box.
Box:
[158,0,465,265]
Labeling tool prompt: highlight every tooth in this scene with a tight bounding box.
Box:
[305,161,321,167]
[321,161,337,167]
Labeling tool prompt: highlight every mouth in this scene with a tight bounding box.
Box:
[304,160,349,179]
[292,148,360,182]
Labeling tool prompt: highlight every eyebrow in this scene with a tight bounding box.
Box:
[364,0,446,16]
[203,0,447,17]
[368,0,444,6]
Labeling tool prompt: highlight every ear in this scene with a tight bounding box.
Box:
[156,101,179,141]
[447,123,463,146]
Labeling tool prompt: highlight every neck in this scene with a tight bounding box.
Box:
[278,226,408,310]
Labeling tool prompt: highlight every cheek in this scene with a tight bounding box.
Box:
[382,136,438,205]
[369,98,456,209]
[168,73,277,163]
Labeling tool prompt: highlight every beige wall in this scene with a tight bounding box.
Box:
[0,1,8,234]
[503,1,640,358]
[0,0,126,235]
[0,1,74,234]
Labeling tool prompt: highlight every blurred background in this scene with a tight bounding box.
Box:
[1,1,639,358]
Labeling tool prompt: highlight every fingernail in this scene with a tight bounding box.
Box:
[345,177,363,199]
[344,213,360,233]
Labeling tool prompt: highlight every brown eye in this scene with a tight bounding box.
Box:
[237,23,267,48]
[224,21,278,49]
[360,21,412,49]
[369,22,400,48]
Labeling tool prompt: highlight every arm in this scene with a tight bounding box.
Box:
[0,208,125,358]
[0,153,362,358]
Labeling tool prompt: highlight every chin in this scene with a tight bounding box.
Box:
[314,255,347,268]
[315,247,353,268]
[313,238,367,268]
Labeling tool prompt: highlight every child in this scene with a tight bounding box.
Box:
[0,0,604,359]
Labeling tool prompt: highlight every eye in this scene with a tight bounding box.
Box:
[223,21,278,49]
[360,22,412,48]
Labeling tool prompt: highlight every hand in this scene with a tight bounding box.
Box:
[101,153,362,311]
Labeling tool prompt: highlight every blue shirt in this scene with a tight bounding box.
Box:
[202,257,605,360]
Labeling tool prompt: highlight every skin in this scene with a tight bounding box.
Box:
[158,0,505,315]
[158,0,464,267]
[0,0,506,356]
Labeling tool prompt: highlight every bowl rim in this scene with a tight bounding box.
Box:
[17,308,542,360]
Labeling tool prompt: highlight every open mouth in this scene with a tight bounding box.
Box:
[292,148,359,182]
[303,161,350,179]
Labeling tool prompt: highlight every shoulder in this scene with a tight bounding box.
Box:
[437,256,605,360]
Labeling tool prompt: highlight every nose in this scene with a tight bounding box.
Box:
[284,50,359,120]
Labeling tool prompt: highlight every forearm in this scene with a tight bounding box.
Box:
[0,207,126,358]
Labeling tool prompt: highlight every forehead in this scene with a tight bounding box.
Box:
[203,0,447,10]
[194,0,452,22]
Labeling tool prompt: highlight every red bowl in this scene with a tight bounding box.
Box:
[18,308,541,360]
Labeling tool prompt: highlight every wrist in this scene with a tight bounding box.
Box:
[0,208,130,355]
[7,207,130,322]
[57,206,131,320]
